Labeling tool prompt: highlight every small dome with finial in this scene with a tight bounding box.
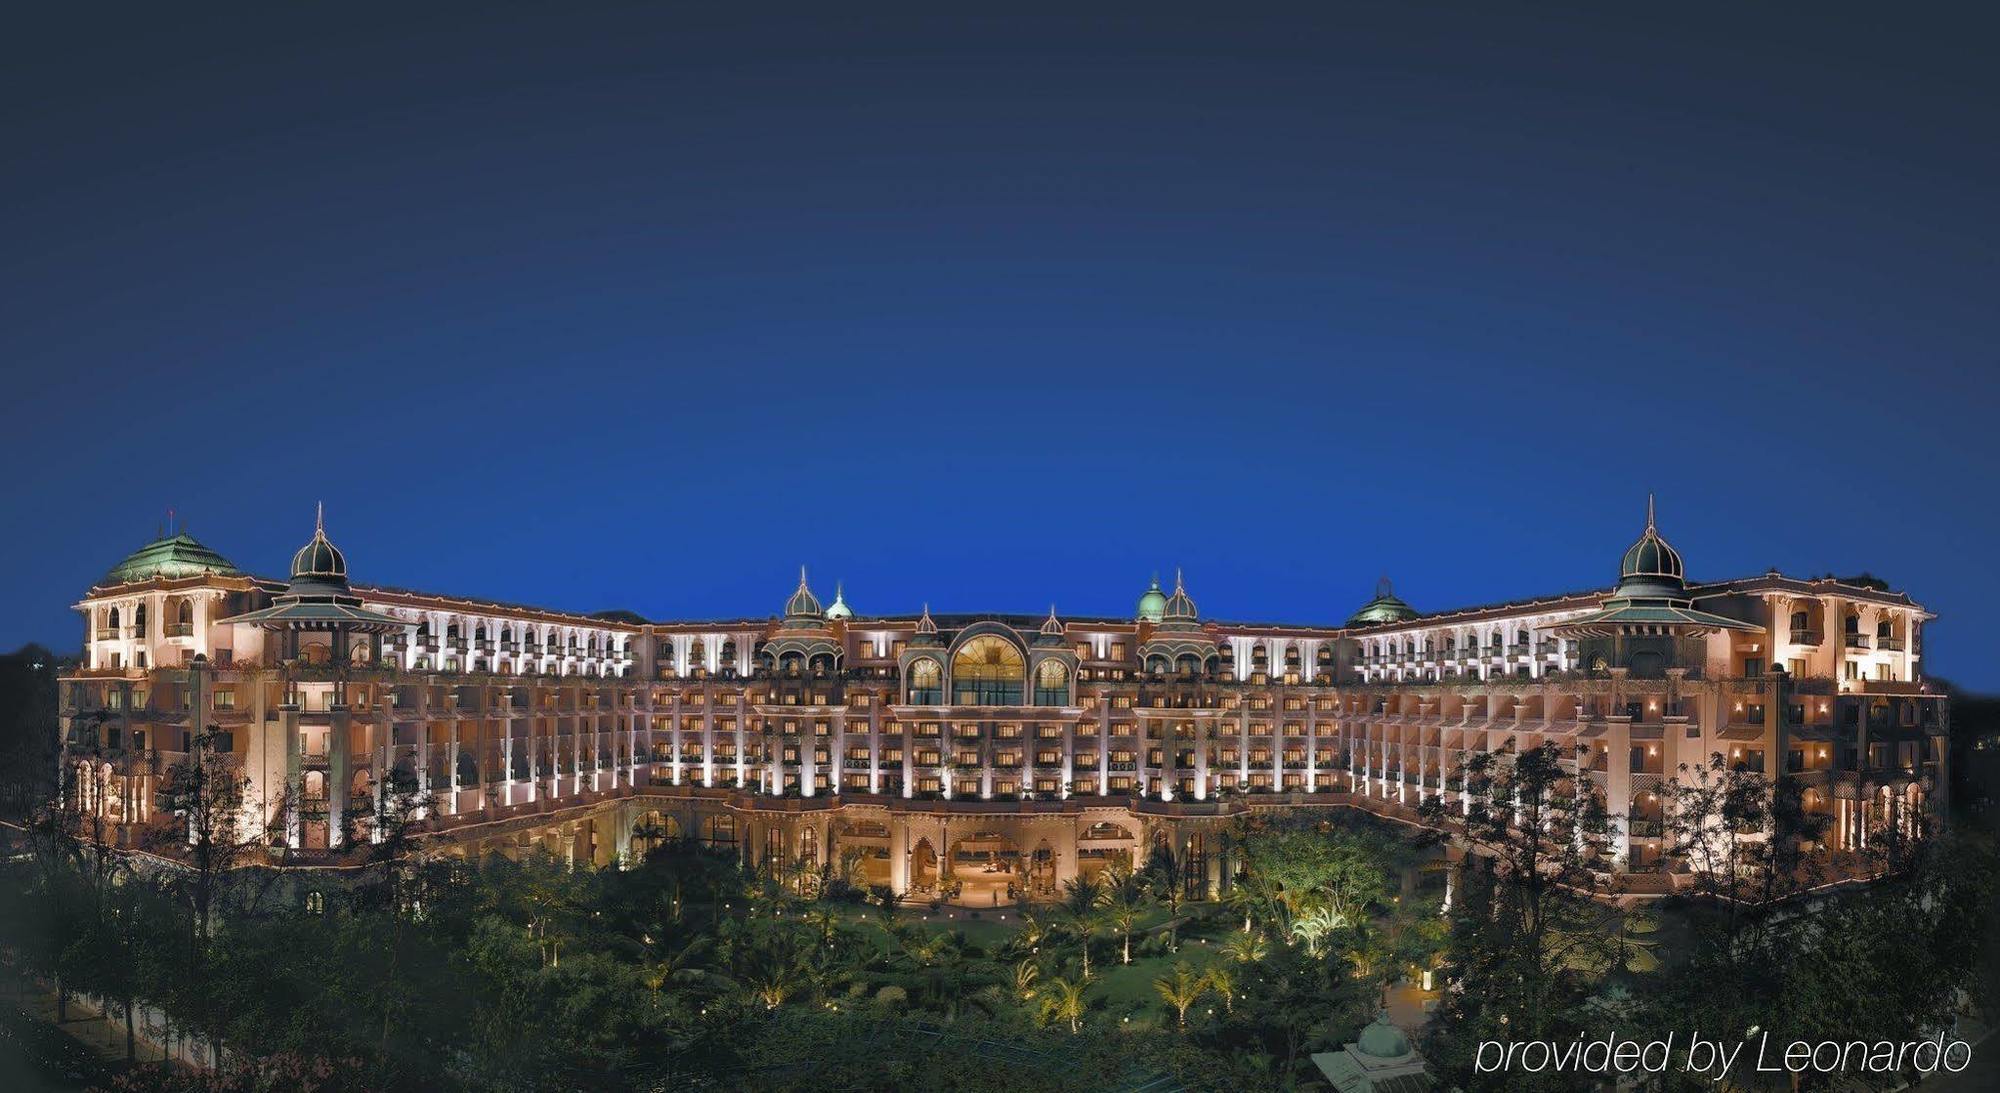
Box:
[784,566,823,619]
[1035,605,1065,645]
[1135,574,1167,622]
[911,603,943,645]
[1613,494,1689,603]
[1160,569,1198,622]
[1620,493,1684,581]
[825,581,852,621]
[290,503,348,581]
[1345,575,1419,627]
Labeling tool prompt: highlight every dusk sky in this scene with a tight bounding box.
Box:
[3,4,1996,686]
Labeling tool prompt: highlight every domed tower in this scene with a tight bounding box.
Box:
[1139,570,1218,675]
[766,566,840,675]
[1135,574,1167,623]
[1553,495,1753,677]
[99,528,241,587]
[218,506,405,851]
[1344,576,1419,628]
[285,504,352,600]
[1158,569,1199,627]
[783,566,824,624]
[824,581,853,622]
[1615,494,1688,603]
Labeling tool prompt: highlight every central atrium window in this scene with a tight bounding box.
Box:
[951,636,1024,705]
[906,658,943,704]
[1034,660,1070,706]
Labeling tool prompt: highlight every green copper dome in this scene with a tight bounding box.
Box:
[1345,577,1418,627]
[1136,575,1167,622]
[824,582,852,621]
[101,530,241,586]
[1355,1011,1411,1059]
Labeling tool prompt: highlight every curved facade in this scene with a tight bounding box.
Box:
[59,507,1949,898]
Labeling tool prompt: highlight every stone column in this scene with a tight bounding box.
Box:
[280,704,302,849]
[889,819,910,895]
[1605,715,1633,871]
[328,705,350,848]
[1193,716,1210,800]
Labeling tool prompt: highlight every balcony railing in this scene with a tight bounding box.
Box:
[1876,637,1904,651]
[1789,629,1821,646]
[1844,634,1871,649]
[164,622,194,637]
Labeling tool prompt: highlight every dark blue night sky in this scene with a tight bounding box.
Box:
[3,4,1995,686]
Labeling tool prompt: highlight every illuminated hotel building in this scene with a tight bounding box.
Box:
[59,502,1947,898]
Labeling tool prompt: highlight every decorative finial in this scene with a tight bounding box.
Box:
[1174,567,1185,592]
[1376,574,1394,599]
[1645,492,1655,532]
[316,501,325,535]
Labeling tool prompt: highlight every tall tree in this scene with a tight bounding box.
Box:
[1417,738,1614,1089]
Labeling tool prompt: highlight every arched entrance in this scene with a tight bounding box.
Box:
[910,838,939,895]
[1077,820,1136,881]
[950,829,1021,906]
[830,820,892,889]
[631,810,679,858]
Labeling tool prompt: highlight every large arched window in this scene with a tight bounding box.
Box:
[906,658,944,704]
[1033,660,1070,706]
[951,636,1024,705]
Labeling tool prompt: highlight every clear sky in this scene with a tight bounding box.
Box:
[2,3,1995,687]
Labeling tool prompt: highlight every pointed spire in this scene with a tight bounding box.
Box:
[316,500,325,535]
[1645,492,1656,532]
[1173,567,1185,593]
[915,602,938,635]
[784,566,823,619]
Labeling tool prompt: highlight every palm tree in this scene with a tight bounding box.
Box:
[1153,961,1208,1031]
[741,944,804,1009]
[1288,903,1349,957]
[1016,906,1059,950]
[1059,874,1105,980]
[1012,957,1040,1001]
[1096,871,1151,965]
[1143,843,1186,952]
[1205,963,1236,1013]
[1220,930,1268,965]
[1040,975,1088,1034]
[867,884,901,935]
[1224,871,1280,934]
[801,902,840,952]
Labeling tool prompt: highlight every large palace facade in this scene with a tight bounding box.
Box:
[58,502,1947,900]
